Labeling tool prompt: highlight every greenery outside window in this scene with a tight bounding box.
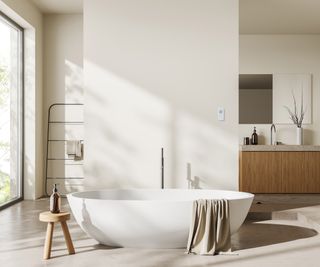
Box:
[0,11,23,209]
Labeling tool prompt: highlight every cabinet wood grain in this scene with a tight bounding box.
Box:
[239,151,320,193]
[240,152,282,193]
[281,152,320,193]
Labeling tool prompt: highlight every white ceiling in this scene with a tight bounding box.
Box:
[30,0,320,31]
[31,0,83,14]
[240,0,320,34]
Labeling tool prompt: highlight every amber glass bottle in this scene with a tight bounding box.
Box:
[50,184,61,213]
[251,126,258,145]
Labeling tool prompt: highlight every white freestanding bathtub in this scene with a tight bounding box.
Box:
[67,189,254,248]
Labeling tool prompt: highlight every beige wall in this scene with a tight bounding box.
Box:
[43,14,84,194]
[0,0,43,199]
[240,34,320,145]
[44,14,83,105]
[84,0,239,190]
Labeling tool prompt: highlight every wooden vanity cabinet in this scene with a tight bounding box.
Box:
[239,151,320,193]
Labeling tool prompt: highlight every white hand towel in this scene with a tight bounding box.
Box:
[75,141,82,159]
[66,140,83,160]
[66,140,77,155]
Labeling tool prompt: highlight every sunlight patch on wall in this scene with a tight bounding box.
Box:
[85,60,171,188]
[65,60,83,104]
[174,110,237,189]
[84,61,238,190]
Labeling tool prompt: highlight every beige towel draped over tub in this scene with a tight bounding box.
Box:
[186,199,231,255]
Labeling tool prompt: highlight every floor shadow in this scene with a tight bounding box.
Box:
[232,220,318,251]
[52,244,116,252]
[50,244,120,259]
[0,244,43,253]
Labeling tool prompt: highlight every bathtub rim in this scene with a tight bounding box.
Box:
[67,189,254,202]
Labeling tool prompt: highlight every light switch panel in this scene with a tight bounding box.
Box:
[217,107,225,121]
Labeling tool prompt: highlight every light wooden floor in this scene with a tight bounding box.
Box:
[1,196,320,267]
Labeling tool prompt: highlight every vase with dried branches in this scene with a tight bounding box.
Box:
[283,91,306,145]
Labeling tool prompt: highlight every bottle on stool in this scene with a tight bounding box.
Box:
[50,184,61,213]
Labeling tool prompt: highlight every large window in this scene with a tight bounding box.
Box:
[0,12,23,208]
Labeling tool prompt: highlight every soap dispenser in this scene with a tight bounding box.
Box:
[251,127,258,145]
[50,184,61,213]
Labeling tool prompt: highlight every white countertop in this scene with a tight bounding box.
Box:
[240,145,320,152]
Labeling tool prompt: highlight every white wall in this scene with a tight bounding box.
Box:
[44,14,83,105]
[43,14,83,194]
[0,0,43,199]
[240,35,320,145]
[84,0,239,190]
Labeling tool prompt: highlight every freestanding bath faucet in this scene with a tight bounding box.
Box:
[161,148,164,189]
[270,124,276,145]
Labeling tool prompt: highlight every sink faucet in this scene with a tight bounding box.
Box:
[270,124,276,145]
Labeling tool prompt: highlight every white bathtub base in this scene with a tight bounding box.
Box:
[67,189,254,248]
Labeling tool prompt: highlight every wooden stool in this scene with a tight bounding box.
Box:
[39,211,75,260]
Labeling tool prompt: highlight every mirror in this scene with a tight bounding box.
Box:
[239,73,312,124]
[239,74,272,124]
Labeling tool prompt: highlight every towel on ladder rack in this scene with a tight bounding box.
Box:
[66,140,83,160]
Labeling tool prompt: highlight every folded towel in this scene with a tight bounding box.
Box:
[75,141,82,160]
[186,199,231,255]
[66,140,77,155]
[66,140,83,160]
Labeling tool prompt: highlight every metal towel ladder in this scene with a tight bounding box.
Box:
[45,103,84,196]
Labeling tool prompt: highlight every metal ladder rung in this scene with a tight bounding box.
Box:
[47,177,84,180]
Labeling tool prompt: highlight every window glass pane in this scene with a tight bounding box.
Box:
[0,15,23,206]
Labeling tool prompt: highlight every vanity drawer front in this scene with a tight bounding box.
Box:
[240,151,320,193]
[281,152,320,193]
[240,152,282,193]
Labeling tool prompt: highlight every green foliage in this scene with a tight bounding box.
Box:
[0,170,10,205]
[0,141,9,150]
[0,64,10,204]
[0,64,9,106]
